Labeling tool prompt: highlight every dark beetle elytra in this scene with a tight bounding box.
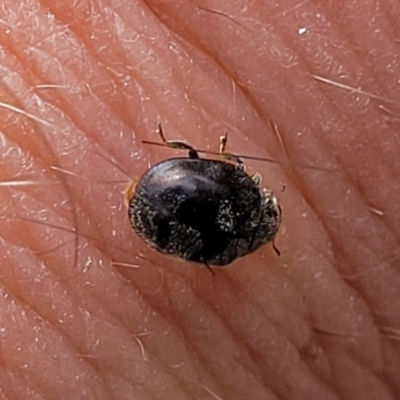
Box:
[127,132,281,266]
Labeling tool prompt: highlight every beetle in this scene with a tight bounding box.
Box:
[126,124,281,268]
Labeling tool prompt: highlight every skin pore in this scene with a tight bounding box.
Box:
[0,0,400,399]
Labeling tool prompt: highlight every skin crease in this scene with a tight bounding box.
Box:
[0,0,399,398]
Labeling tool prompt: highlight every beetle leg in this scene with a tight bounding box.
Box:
[219,132,228,153]
[251,173,262,186]
[204,262,216,275]
[157,123,200,158]
[272,240,281,256]
[219,132,244,166]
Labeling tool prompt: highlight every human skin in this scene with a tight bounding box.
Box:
[0,0,399,399]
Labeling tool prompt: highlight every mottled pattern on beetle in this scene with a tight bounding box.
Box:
[253,188,281,249]
[129,193,202,256]
[129,158,281,266]
[211,188,280,265]
[215,199,234,233]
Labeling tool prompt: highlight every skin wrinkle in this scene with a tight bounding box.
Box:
[160,282,264,399]
[0,5,138,162]
[194,268,328,396]
[0,249,112,394]
[0,0,398,399]
[148,276,236,394]
[297,1,398,98]
[32,249,166,398]
[4,187,163,393]
[0,289,103,399]
[219,308,328,399]
[319,1,400,86]
[225,282,338,398]
[103,271,228,397]
[305,164,399,277]
[4,83,137,278]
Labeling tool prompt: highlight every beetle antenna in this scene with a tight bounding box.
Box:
[141,140,335,172]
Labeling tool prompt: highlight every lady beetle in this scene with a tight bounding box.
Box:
[127,125,281,267]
